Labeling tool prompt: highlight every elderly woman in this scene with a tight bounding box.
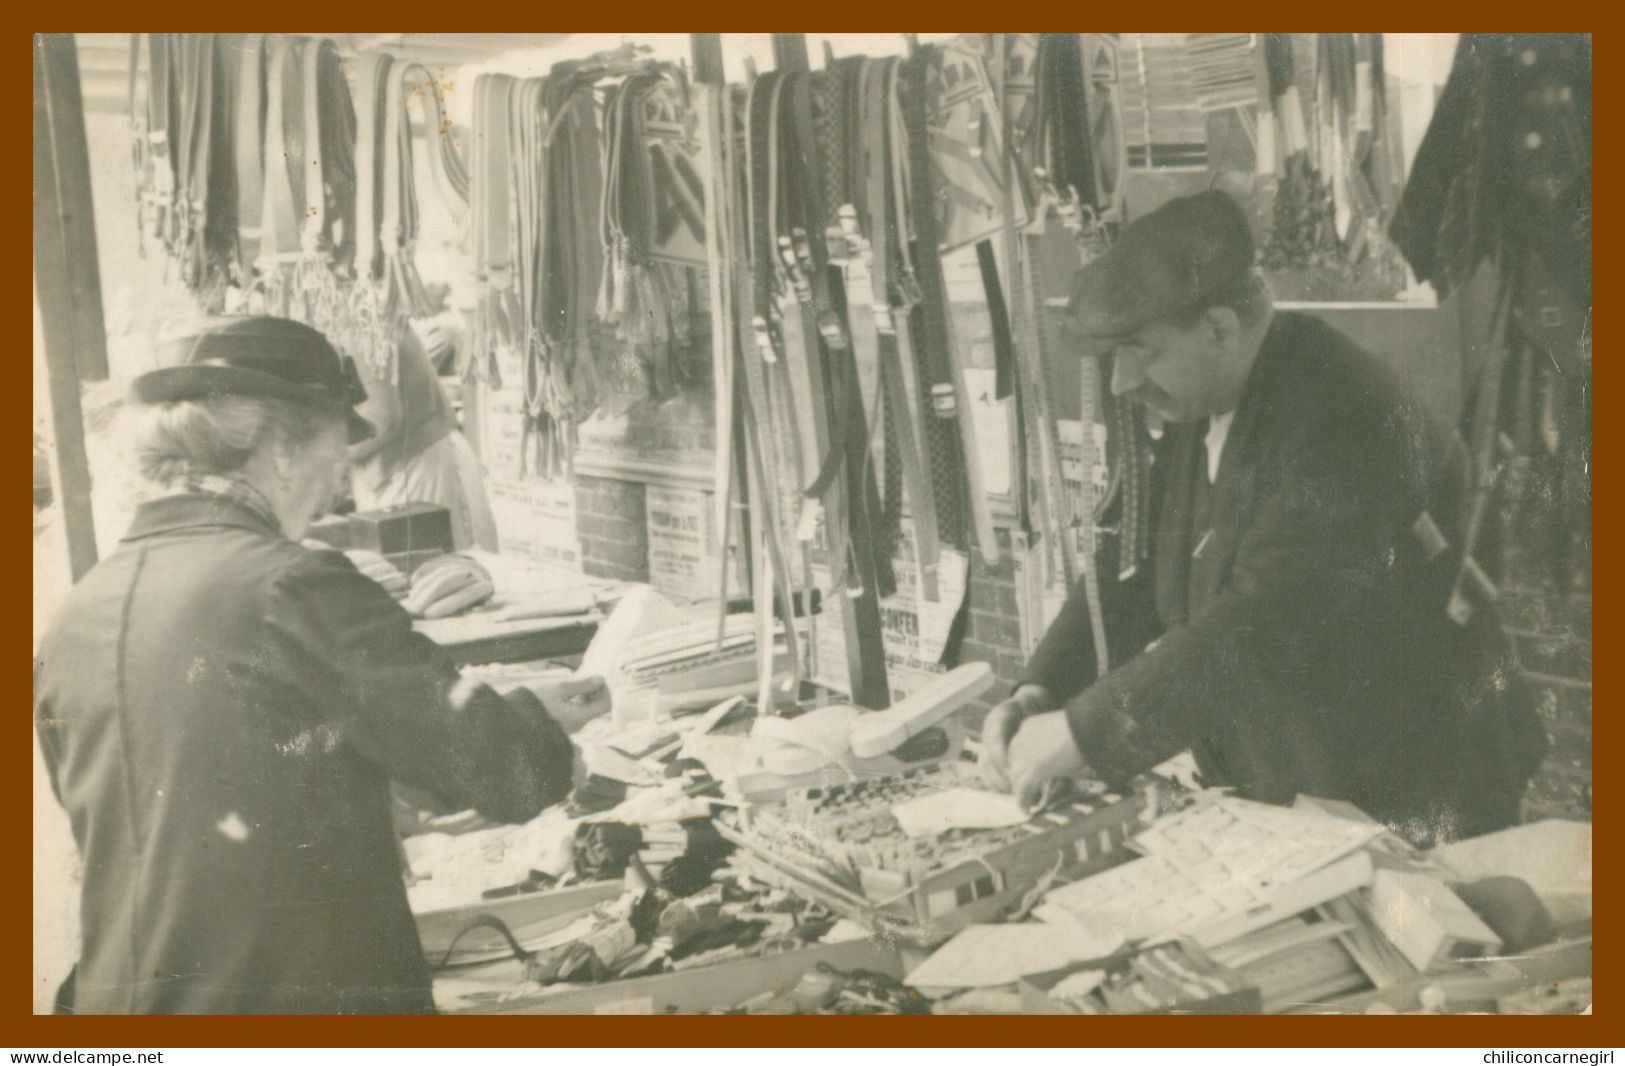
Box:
[33,316,604,1015]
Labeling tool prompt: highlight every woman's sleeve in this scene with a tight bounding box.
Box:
[265,548,574,822]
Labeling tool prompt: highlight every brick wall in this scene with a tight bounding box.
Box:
[574,475,650,583]
[952,527,1028,729]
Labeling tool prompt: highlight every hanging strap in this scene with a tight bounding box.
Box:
[147,34,175,247]
[352,52,391,287]
[258,36,303,314]
[471,73,517,384]
[855,56,941,602]
[233,34,266,283]
[994,35,1110,672]
[300,36,327,263]
[979,238,1015,399]
[906,48,996,563]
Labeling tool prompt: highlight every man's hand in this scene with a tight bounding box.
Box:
[979,684,1054,792]
[525,674,612,734]
[1007,710,1086,810]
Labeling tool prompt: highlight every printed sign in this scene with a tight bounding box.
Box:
[486,477,581,570]
[479,341,582,569]
[810,521,968,703]
[646,484,730,603]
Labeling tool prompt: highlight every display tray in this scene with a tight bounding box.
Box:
[718,770,1153,948]
[436,934,904,1015]
[413,880,625,967]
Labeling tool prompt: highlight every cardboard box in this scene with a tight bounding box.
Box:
[349,502,454,556]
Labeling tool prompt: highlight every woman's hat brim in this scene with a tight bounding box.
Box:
[132,364,375,444]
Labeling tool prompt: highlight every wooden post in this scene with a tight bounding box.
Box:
[35,33,108,581]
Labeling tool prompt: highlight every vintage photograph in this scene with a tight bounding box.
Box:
[33,32,1591,1019]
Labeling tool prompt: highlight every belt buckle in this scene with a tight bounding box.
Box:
[895,270,924,310]
[751,315,779,364]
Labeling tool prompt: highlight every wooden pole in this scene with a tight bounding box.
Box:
[35,33,107,582]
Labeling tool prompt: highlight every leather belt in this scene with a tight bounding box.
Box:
[470,72,517,387]
[992,35,1109,673]
[856,56,942,601]
[257,35,301,316]
[906,48,1000,569]
[233,34,266,286]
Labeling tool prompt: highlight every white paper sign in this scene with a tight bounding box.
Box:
[485,477,581,570]
[646,485,727,603]
[810,522,970,703]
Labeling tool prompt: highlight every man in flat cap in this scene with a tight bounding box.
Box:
[982,191,1546,842]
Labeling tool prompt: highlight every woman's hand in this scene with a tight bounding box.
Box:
[524,675,612,734]
[343,548,408,598]
[402,555,494,618]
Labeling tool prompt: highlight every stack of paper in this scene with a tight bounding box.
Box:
[1037,796,1385,948]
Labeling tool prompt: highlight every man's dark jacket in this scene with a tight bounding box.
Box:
[1024,311,1546,839]
[34,494,574,1014]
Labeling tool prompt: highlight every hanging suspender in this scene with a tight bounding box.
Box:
[993,35,1110,674]
[470,73,517,386]
[258,36,302,316]
[905,49,998,566]
[233,34,266,286]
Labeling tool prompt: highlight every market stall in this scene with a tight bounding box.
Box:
[33,32,1591,1017]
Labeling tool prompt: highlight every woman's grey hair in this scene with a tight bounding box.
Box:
[132,395,344,483]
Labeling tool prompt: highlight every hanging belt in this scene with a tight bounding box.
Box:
[182,34,219,294]
[788,68,894,603]
[147,34,176,253]
[352,52,390,290]
[993,35,1109,673]
[513,76,548,475]
[852,56,941,602]
[709,77,748,626]
[733,70,802,699]
[907,48,999,566]
[233,34,266,286]
[470,73,517,386]
[129,33,150,251]
[258,35,303,316]
[298,36,334,328]
[170,35,196,279]
[350,50,392,372]
[562,80,605,433]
